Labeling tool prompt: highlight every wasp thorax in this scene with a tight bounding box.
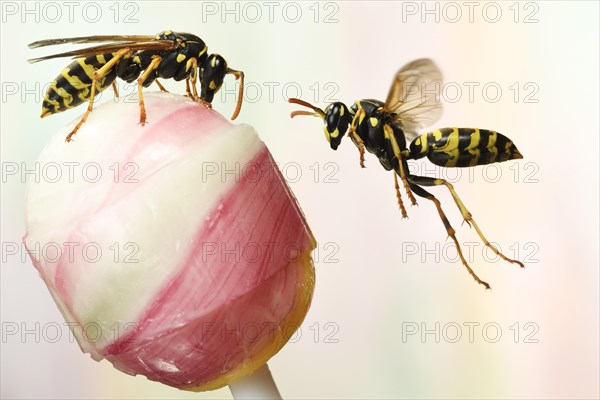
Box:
[324,102,352,150]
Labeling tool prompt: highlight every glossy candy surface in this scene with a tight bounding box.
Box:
[24,92,315,391]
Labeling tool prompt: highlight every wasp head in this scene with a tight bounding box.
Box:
[289,98,352,150]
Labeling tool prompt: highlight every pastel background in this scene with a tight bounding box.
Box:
[1,1,598,399]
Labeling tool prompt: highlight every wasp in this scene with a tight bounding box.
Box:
[28,30,245,142]
[289,58,524,289]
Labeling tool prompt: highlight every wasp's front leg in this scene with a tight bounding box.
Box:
[384,124,417,206]
[154,79,169,93]
[348,109,366,168]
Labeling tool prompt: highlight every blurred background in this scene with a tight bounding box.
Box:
[1,1,598,399]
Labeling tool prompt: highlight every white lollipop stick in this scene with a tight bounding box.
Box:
[229,364,282,400]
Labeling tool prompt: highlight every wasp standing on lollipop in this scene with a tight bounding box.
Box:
[289,58,524,289]
[28,30,245,142]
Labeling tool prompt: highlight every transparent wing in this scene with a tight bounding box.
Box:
[28,40,176,63]
[382,58,443,141]
[28,35,156,48]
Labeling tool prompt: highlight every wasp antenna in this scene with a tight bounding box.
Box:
[27,57,43,64]
[288,98,325,118]
[226,68,244,120]
[290,110,320,118]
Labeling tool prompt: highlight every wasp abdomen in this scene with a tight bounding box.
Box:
[41,54,117,117]
[409,127,523,168]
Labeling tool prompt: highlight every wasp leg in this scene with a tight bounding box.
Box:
[226,68,244,120]
[188,57,200,100]
[409,175,524,268]
[137,56,162,125]
[186,57,212,108]
[409,182,491,289]
[349,127,366,168]
[111,82,119,98]
[185,78,193,98]
[393,172,408,218]
[66,48,131,142]
[349,109,366,167]
[384,124,417,206]
[154,79,169,93]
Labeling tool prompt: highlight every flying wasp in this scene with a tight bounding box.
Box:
[28,30,245,142]
[289,58,524,289]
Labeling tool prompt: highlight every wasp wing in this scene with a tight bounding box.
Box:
[28,35,156,48]
[382,58,443,142]
[27,40,176,63]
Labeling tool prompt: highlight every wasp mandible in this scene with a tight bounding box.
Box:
[289,58,524,289]
[28,30,245,142]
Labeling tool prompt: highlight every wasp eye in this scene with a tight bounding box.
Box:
[325,103,340,132]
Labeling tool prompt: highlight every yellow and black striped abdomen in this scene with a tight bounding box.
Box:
[41,54,118,117]
[409,127,523,168]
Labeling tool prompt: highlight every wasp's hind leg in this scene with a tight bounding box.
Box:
[66,48,131,142]
[409,181,491,289]
[137,55,162,125]
[409,175,524,268]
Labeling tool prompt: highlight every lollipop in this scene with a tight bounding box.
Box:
[24,92,315,394]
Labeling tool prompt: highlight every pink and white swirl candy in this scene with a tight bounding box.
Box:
[24,92,315,391]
